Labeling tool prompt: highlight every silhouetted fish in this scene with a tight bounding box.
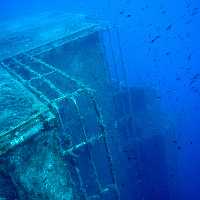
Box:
[190,12,198,16]
[166,25,172,30]
[186,20,192,24]
[188,53,191,60]
[189,80,195,86]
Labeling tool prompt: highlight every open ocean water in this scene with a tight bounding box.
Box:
[0,0,200,199]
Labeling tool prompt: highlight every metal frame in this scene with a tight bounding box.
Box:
[0,47,120,199]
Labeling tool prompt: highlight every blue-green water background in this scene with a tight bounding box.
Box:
[1,0,200,199]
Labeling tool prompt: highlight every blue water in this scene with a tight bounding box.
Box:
[1,0,200,199]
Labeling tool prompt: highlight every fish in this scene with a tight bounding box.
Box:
[176,77,181,81]
[165,37,170,42]
[186,32,190,37]
[193,8,198,11]
[188,53,191,60]
[187,4,190,8]
[166,25,172,30]
[184,72,189,75]
[177,147,181,149]
[122,183,125,187]
[186,20,193,24]
[190,12,198,16]
[166,52,171,55]
[162,11,166,14]
[189,80,195,86]
[174,141,177,143]
[119,10,124,14]
[127,15,131,17]
[191,74,200,79]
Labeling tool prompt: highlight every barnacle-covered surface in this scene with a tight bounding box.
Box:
[1,128,75,200]
[0,67,43,136]
[0,12,100,61]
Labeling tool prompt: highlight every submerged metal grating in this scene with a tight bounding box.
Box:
[0,51,120,200]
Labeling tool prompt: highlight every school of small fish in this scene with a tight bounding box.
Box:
[115,2,199,110]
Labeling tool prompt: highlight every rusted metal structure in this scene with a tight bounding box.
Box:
[0,12,180,200]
